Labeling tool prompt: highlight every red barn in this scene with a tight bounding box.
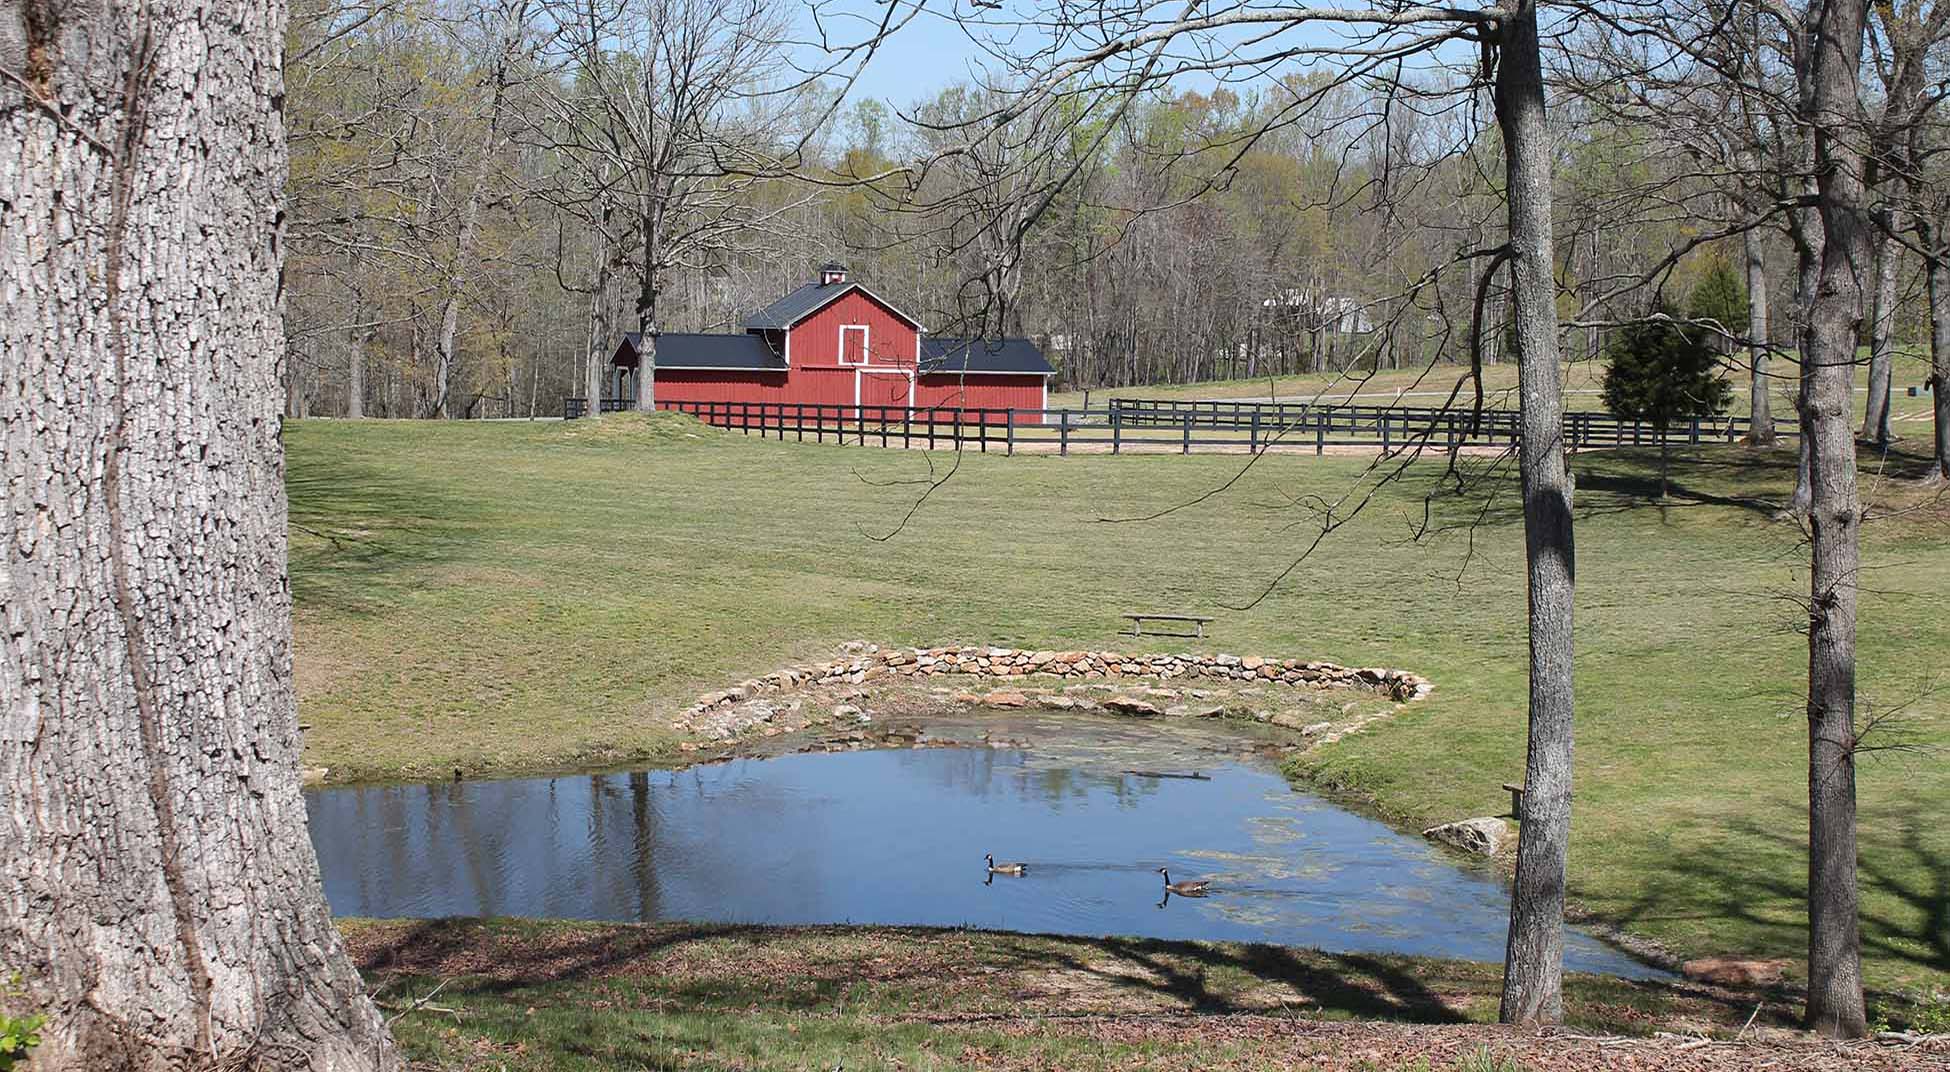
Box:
[602,264,1053,420]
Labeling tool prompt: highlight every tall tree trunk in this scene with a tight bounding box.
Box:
[0,2,400,1068]
[349,322,369,419]
[432,2,522,420]
[1925,232,1950,483]
[634,195,662,414]
[1860,212,1898,447]
[1495,0,1576,1028]
[1801,0,1870,1039]
[586,256,611,415]
[1789,220,1822,514]
[1745,227,1774,445]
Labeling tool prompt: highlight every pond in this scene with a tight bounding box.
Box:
[308,711,1659,978]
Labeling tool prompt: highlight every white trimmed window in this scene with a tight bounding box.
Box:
[839,324,869,365]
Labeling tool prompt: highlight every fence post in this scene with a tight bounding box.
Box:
[1060,412,1070,456]
[904,408,912,449]
[1182,412,1192,454]
[1250,410,1260,453]
[1007,409,1016,455]
[1112,408,1122,454]
[1316,410,1325,455]
[1689,417,1700,445]
[1381,411,1391,451]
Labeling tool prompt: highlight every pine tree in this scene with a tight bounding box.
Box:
[1687,257,1749,354]
[1602,303,1736,498]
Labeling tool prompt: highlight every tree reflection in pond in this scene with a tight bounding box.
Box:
[307,714,1660,978]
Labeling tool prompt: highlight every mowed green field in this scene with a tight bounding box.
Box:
[287,413,1948,993]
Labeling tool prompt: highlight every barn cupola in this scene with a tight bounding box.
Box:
[819,261,849,286]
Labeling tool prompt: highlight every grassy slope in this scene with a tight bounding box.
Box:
[288,415,1948,993]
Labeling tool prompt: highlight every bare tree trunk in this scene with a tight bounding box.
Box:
[0,2,400,1067]
[1801,0,1870,1039]
[1860,211,1898,447]
[433,3,523,420]
[587,248,612,415]
[1926,233,1950,482]
[634,195,662,413]
[1496,0,1575,1028]
[1745,227,1774,444]
[349,322,369,419]
[1789,222,1822,514]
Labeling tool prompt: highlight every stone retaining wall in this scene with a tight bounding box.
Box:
[686,643,1431,724]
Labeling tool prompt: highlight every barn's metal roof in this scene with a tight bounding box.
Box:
[919,337,1054,376]
[616,332,784,370]
[741,281,924,331]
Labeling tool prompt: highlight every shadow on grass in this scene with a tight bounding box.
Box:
[1415,443,1945,535]
[1602,805,1948,1004]
[347,917,1754,1031]
[287,448,482,615]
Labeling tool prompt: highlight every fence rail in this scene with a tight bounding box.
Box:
[562,395,1791,456]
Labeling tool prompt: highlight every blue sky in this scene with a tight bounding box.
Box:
[795,2,992,109]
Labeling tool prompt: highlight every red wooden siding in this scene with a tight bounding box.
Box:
[860,370,912,408]
[788,290,918,367]
[657,370,1043,422]
[653,369,792,405]
[914,373,1045,416]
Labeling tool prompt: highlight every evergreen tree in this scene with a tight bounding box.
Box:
[1602,303,1735,498]
[1687,257,1749,354]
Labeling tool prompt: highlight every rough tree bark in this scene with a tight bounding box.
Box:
[0,2,400,1068]
[1860,211,1898,447]
[1495,0,1576,1028]
[349,321,369,419]
[586,207,614,414]
[633,194,663,414]
[1926,225,1950,482]
[1745,228,1775,444]
[1801,0,1870,1039]
[1789,221,1821,514]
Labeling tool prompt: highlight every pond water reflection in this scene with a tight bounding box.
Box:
[308,713,1658,978]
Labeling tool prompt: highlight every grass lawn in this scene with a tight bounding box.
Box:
[288,413,1949,997]
[343,918,1936,1070]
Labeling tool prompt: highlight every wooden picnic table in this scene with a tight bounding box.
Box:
[1122,612,1214,638]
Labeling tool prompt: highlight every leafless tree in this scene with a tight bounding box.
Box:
[859,0,1578,1025]
[533,0,797,413]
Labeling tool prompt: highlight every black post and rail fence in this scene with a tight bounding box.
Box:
[562,395,1791,456]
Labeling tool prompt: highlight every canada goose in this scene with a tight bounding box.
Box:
[985,853,1027,876]
[1157,867,1210,896]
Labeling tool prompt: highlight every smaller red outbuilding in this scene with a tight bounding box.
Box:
[605,264,1054,418]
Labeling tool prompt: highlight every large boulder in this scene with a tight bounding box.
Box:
[1681,957,1789,988]
[1421,817,1509,857]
